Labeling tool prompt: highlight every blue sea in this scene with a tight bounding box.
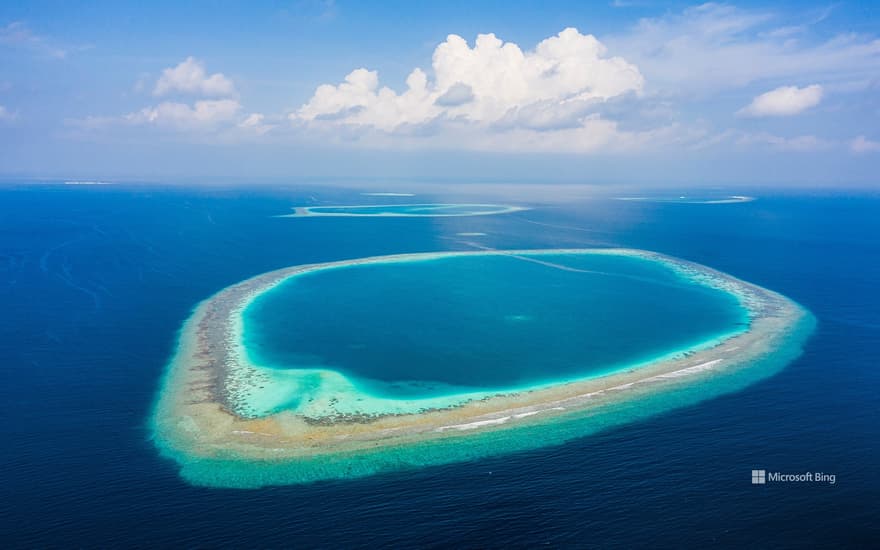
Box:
[1,183,878,546]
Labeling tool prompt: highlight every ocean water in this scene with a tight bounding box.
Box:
[244,252,747,396]
[1,184,878,546]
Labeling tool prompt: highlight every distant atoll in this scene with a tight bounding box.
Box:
[278,203,528,217]
[615,195,755,204]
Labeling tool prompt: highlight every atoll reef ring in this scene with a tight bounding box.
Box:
[279,203,528,217]
[614,195,755,204]
[152,249,814,488]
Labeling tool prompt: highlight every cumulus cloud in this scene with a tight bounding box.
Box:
[850,135,880,154]
[154,57,236,97]
[70,7,879,155]
[70,56,273,138]
[293,28,644,134]
[738,84,823,117]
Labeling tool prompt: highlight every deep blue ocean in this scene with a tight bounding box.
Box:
[1,184,878,547]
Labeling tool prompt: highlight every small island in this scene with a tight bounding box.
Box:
[152,249,813,488]
[615,195,756,204]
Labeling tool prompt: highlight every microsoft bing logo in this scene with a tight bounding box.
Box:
[752,469,766,484]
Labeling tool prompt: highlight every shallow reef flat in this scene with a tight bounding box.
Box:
[151,249,814,488]
[279,203,529,217]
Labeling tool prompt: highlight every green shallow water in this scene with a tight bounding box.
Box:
[243,252,750,402]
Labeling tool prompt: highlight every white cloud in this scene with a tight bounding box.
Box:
[125,99,242,130]
[72,57,269,137]
[850,135,880,154]
[238,112,274,135]
[70,7,880,156]
[738,84,823,117]
[154,57,236,97]
[736,131,832,151]
[0,21,67,59]
[285,16,877,154]
[293,28,644,133]
[71,99,275,140]
[454,116,690,154]
[607,4,880,95]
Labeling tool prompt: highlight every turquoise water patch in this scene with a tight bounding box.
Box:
[243,252,749,399]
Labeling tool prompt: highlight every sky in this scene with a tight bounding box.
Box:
[0,0,878,187]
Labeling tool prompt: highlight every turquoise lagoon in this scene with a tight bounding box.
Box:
[242,252,749,403]
[157,249,814,487]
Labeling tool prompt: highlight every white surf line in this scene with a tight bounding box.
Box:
[702,196,755,204]
[650,359,723,380]
[434,407,567,432]
[436,416,512,431]
[533,359,727,427]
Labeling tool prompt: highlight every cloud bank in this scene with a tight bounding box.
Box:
[67,4,880,157]
[293,28,644,141]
